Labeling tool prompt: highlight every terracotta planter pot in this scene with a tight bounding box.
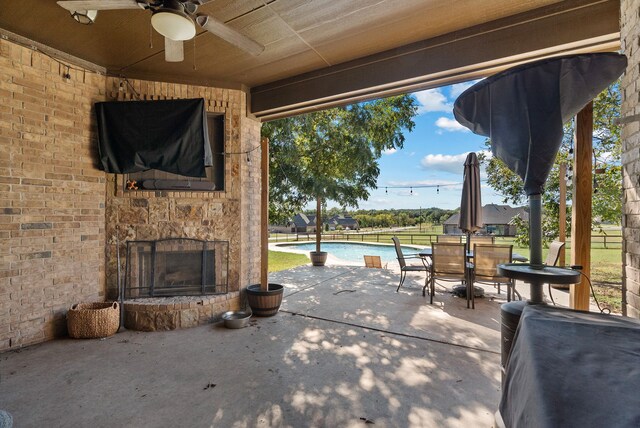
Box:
[246,283,284,317]
[310,251,327,266]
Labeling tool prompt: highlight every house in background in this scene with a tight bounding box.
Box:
[291,213,317,233]
[328,215,359,231]
[270,214,359,233]
[443,204,529,236]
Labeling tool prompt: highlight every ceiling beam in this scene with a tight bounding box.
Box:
[251,0,621,120]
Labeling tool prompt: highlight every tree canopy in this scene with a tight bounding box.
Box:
[262,95,418,224]
[480,81,621,245]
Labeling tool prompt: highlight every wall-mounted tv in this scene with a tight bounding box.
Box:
[95,98,212,178]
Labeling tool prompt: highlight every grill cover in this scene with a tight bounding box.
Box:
[96,98,212,177]
[453,53,627,196]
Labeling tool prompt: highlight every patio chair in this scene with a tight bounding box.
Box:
[363,255,383,268]
[471,244,516,304]
[392,236,430,293]
[546,240,565,267]
[429,242,471,305]
[546,240,566,299]
[469,235,494,246]
[437,235,462,243]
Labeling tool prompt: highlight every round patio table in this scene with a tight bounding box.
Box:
[496,263,581,304]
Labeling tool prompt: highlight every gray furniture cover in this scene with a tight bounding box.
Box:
[453,53,627,196]
[499,305,640,427]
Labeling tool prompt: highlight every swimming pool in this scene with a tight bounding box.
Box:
[278,241,420,263]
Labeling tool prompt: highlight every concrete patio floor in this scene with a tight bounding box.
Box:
[0,264,575,427]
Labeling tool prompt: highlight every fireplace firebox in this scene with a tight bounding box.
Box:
[124,238,229,298]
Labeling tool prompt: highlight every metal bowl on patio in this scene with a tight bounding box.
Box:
[221,310,252,329]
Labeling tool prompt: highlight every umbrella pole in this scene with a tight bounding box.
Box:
[466,231,473,309]
[528,194,544,304]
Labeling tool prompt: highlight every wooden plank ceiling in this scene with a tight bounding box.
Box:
[0,0,621,118]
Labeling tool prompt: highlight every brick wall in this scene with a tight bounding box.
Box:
[621,0,640,318]
[0,38,262,351]
[103,78,261,306]
[0,40,107,349]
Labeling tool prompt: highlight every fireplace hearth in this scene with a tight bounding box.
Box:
[125,238,229,299]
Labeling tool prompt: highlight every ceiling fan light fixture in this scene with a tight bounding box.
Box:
[151,6,196,41]
[70,10,98,25]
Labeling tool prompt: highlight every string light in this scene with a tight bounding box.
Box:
[374,182,466,195]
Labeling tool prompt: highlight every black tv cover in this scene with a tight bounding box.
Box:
[96,98,212,177]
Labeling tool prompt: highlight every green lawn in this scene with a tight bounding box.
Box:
[268,250,309,272]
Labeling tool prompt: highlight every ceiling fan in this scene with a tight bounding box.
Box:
[56,0,265,62]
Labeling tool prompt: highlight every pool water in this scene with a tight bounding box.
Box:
[280,242,419,263]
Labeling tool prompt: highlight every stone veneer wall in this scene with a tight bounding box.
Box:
[0,40,107,349]
[621,0,640,318]
[103,77,262,315]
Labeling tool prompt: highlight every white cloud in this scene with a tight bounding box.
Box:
[449,80,479,99]
[414,88,452,114]
[597,151,616,163]
[435,117,468,132]
[419,150,491,176]
[382,148,397,155]
[420,153,469,174]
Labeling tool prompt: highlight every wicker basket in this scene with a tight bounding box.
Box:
[67,302,120,339]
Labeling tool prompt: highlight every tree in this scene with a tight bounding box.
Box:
[262,95,417,254]
[480,81,621,245]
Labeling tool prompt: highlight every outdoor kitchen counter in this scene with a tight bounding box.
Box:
[497,305,640,428]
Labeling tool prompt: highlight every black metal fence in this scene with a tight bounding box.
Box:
[269,232,622,249]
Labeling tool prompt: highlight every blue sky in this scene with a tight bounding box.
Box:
[339,80,508,211]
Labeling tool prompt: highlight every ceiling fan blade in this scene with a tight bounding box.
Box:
[165,38,184,62]
[56,0,144,12]
[196,15,264,56]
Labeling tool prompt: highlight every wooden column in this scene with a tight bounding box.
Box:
[570,103,592,310]
[558,163,567,266]
[261,137,269,290]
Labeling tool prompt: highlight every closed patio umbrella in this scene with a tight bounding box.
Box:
[459,152,483,234]
[459,152,482,308]
[453,53,626,303]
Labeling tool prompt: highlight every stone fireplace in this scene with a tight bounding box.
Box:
[121,239,237,332]
[103,76,262,332]
[124,238,228,299]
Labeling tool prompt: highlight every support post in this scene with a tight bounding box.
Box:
[570,103,592,310]
[261,137,269,291]
[559,163,567,266]
[529,194,544,304]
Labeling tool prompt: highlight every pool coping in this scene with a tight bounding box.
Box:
[270,240,425,266]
